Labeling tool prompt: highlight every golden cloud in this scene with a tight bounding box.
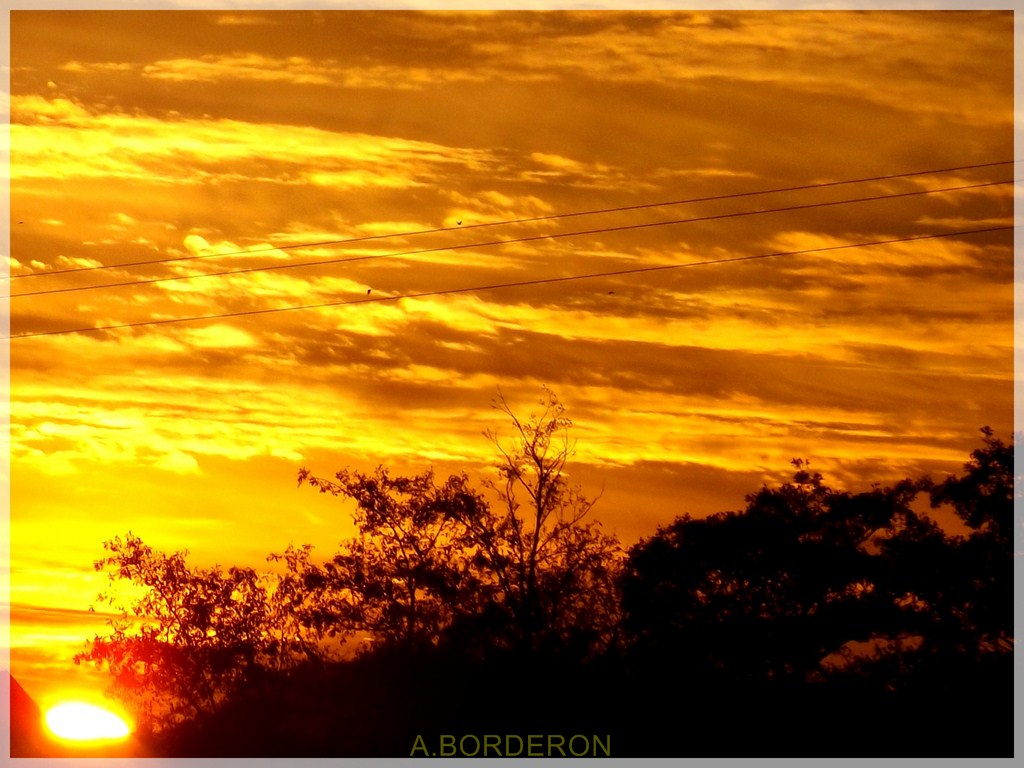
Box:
[11,95,498,187]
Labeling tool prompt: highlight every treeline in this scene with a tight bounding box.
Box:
[75,393,1014,757]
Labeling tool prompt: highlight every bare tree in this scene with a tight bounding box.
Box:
[450,388,622,656]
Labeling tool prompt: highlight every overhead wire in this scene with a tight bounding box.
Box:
[6,224,1013,341]
[7,178,1013,300]
[5,158,1016,282]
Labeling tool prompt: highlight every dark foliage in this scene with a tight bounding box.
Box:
[620,463,925,683]
[295,389,622,660]
[76,420,1013,757]
[619,428,1013,756]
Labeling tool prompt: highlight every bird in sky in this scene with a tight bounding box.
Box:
[456,220,462,226]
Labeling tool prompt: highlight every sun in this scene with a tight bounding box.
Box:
[44,702,131,742]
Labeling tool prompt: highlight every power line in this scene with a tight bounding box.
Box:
[6,158,1016,282]
[8,178,1013,300]
[6,225,1013,341]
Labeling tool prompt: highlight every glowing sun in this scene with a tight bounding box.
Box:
[44,702,131,742]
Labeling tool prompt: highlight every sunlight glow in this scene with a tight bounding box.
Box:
[44,702,131,742]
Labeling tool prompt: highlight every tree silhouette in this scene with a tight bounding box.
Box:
[74,533,323,735]
[931,426,1014,653]
[446,388,621,657]
[621,461,927,685]
[292,393,618,659]
[617,433,1013,756]
[73,414,1011,757]
[871,427,1014,673]
[297,389,622,658]
[77,390,621,745]
[621,431,1013,705]
[292,467,484,651]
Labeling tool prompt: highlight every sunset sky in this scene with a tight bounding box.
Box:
[4,8,1016,711]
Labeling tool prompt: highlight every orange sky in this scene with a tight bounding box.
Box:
[4,8,1015,710]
